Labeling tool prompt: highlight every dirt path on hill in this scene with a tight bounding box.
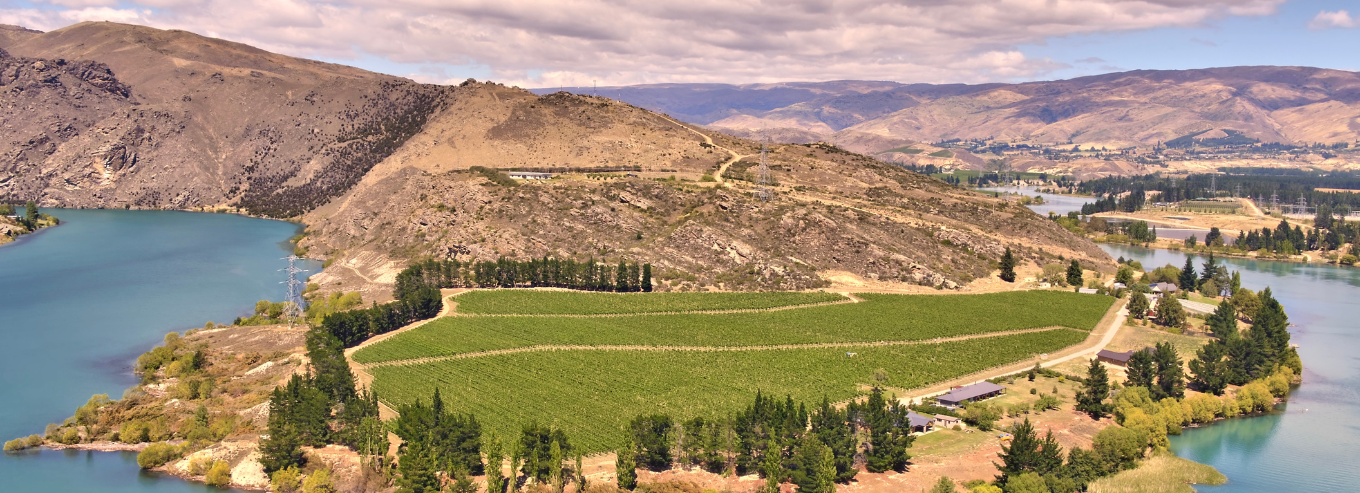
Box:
[347,288,464,391]
[1241,197,1265,217]
[358,326,1080,369]
[655,114,744,184]
[892,298,1128,404]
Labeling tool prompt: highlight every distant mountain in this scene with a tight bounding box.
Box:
[546,68,1360,155]
[1,22,1110,295]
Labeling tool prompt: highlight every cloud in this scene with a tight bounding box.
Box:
[1190,37,1218,47]
[1309,10,1357,29]
[1075,57,1106,64]
[1,0,1288,86]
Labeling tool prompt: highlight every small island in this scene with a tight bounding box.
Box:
[0,201,59,245]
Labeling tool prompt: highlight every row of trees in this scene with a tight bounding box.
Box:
[1190,287,1300,395]
[394,257,653,299]
[316,285,441,347]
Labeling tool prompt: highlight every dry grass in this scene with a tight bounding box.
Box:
[1089,452,1226,493]
[1107,323,1212,360]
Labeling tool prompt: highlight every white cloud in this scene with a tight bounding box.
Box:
[1,0,1288,86]
[1309,10,1357,29]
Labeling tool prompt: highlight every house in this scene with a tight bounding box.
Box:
[907,411,934,433]
[936,381,1005,408]
[508,171,553,180]
[1077,288,1098,294]
[1150,282,1179,293]
[1096,347,1157,367]
[933,414,963,430]
[1112,282,1127,289]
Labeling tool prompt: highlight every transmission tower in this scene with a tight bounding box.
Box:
[1234,184,1242,199]
[1270,191,1279,212]
[1295,196,1308,216]
[1209,175,1217,196]
[281,255,308,325]
[756,134,772,201]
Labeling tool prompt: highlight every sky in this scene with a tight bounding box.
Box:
[0,0,1357,88]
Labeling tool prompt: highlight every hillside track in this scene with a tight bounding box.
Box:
[655,113,744,185]
[357,326,1080,369]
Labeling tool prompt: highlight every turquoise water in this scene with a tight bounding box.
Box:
[1100,245,1360,492]
[0,209,319,492]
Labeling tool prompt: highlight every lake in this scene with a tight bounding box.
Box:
[0,209,320,492]
[977,185,1095,217]
[1006,190,1360,492]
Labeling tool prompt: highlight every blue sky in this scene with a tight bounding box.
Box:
[1,0,1357,86]
[1023,0,1360,80]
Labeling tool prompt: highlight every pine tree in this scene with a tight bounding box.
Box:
[815,443,837,493]
[397,441,440,493]
[1153,341,1185,399]
[1076,358,1110,419]
[1066,259,1083,287]
[1125,349,1156,393]
[999,247,1017,283]
[1189,340,1229,395]
[23,200,37,229]
[1205,301,1238,341]
[761,439,782,493]
[1178,256,1198,291]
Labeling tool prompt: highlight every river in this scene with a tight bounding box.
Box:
[997,188,1360,491]
[0,209,320,492]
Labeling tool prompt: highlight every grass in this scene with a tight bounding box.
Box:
[1089,452,1226,493]
[928,150,954,158]
[1107,323,1212,359]
[882,145,923,154]
[370,329,1087,454]
[452,290,847,315]
[353,291,1113,364]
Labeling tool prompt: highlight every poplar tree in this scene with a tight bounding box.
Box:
[616,261,628,292]
[550,439,564,493]
[615,437,637,490]
[484,431,505,493]
[999,247,1017,283]
[642,264,653,292]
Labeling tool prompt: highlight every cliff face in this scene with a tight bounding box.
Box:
[1,22,1111,295]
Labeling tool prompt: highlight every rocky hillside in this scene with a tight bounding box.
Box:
[555,68,1360,153]
[0,22,1111,295]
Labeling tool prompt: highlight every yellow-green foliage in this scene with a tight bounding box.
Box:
[1265,367,1294,397]
[3,434,44,451]
[305,291,364,325]
[301,468,336,493]
[1236,382,1274,413]
[1089,452,1226,493]
[136,442,183,469]
[271,466,302,493]
[205,460,232,487]
[1181,394,1222,424]
[187,455,211,476]
[970,486,1003,493]
[120,421,151,444]
[1121,408,1168,449]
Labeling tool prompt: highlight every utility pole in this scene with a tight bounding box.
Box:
[756,133,772,201]
[281,255,307,327]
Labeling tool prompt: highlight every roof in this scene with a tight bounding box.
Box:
[938,381,1005,403]
[907,411,933,429]
[1077,288,1099,294]
[1151,282,1179,292]
[933,414,960,422]
[1180,299,1217,315]
[1097,349,1133,363]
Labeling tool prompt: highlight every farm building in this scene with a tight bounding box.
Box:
[907,411,934,433]
[1096,347,1157,367]
[1077,288,1099,294]
[508,171,553,180]
[937,381,1005,408]
[1150,282,1179,293]
[933,414,963,429]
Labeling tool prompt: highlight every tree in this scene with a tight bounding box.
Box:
[1231,288,1260,322]
[616,261,629,292]
[1124,350,1156,393]
[1155,294,1186,329]
[761,439,782,493]
[1115,265,1135,286]
[1128,293,1150,320]
[484,431,506,493]
[1066,259,1083,287]
[1189,341,1230,395]
[641,264,653,292]
[397,441,440,493]
[550,438,564,493]
[205,460,232,487]
[629,414,674,471]
[1077,359,1111,419]
[23,200,38,229]
[302,468,337,493]
[575,453,586,492]
[1153,341,1185,399]
[791,438,836,493]
[616,437,637,490]
[1092,426,1145,471]
[994,419,1063,485]
[863,388,913,472]
[999,247,1017,283]
[1178,256,1198,290]
[1205,300,1238,340]
[1006,472,1048,493]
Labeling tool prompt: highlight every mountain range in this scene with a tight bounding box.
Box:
[550,68,1360,157]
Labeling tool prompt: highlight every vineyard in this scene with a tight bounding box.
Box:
[452,290,848,315]
[369,329,1088,454]
[352,291,1112,364]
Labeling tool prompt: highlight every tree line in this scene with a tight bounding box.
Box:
[394,257,653,299]
[1076,171,1360,209]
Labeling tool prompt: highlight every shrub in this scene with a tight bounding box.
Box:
[205,460,232,487]
[121,421,151,444]
[1236,382,1274,413]
[56,427,80,445]
[301,468,336,493]
[1093,426,1145,471]
[271,466,302,493]
[4,435,43,451]
[1340,254,1357,266]
[136,443,182,469]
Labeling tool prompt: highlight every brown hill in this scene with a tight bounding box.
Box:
[0,22,1110,294]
